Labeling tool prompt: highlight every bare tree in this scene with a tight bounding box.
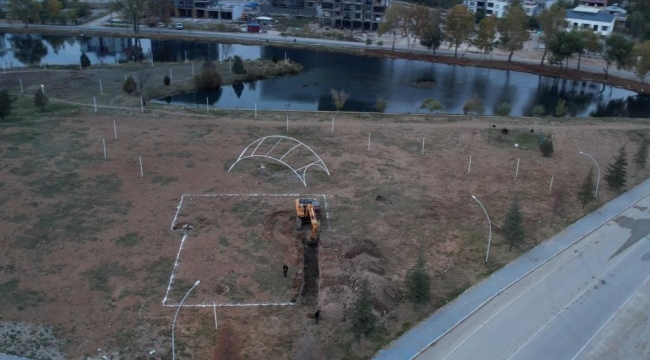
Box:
[112,0,147,33]
[137,70,150,94]
[549,183,566,228]
[330,89,349,112]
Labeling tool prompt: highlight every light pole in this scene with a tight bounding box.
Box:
[40,84,44,95]
[172,280,200,360]
[579,151,600,198]
[471,195,492,265]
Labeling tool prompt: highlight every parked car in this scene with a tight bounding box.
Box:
[176,23,183,30]
[157,22,165,28]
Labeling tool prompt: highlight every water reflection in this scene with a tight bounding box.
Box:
[1,32,645,117]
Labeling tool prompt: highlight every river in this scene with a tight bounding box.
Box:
[0,32,647,117]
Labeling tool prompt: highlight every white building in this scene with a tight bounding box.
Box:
[463,0,510,18]
[566,6,616,36]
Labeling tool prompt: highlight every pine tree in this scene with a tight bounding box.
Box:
[123,75,137,96]
[0,89,12,120]
[502,197,525,252]
[80,52,91,68]
[350,280,375,340]
[633,141,649,172]
[34,88,48,112]
[577,167,595,209]
[604,146,628,191]
[405,254,431,305]
[232,55,245,74]
[540,135,554,157]
[554,99,567,117]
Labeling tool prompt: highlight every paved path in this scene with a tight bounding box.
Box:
[374,177,650,360]
[0,354,30,360]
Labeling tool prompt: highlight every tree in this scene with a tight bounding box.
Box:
[34,88,48,112]
[8,0,42,27]
[43,0,62,22]
[569,30,586,70]
[604,146,628,191]
[378,4,403,51]
[123,75,137,96]
[549,183,567,228]
[164,75,171,86]
[80,52,91,68]
[195,62,222,90]
[634,140,649,172]
[554,98,567,117]
[603,34,635,79]
[420,9,445,55]
[531,105,545,117]
[474,15,499,59]
[137,70,150,94]
[539,134,554,157]
[631,41,650,83]
[538,5,567,65]
[576,167,595,209]
[330,89,349,112]
[0,90,12,120]
[548,30,583,69]
[581,29,603,58]
[499,2,530,62]
[232,55,245,74]
[405,254,431,305]
[10,36,48,66]
[112,0,147,33]
[463,97,484,120]
[350,280,376,340]
[503,197,524,252]
[374,96,387,118]
[420,98,444,119]
[494,102,512,116]
[445,4,475,58]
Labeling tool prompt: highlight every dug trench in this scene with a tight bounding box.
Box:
[262,211,320,305]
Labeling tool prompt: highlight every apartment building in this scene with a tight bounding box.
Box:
[464,0,547,17]
[566,5,615,35]
[171,0,244,20]
[315,0,389,31]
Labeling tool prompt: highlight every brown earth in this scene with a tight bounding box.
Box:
[1,70,650,359]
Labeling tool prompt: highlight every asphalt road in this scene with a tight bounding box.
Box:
[416,195,650,360]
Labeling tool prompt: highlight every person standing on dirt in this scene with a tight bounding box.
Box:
[283,264,288,277]
[314,309,320,324]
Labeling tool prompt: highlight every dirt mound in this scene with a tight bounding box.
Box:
[318,285,355,322]
[351,253,385,275]
[344,239,383,259]
[357,271,401,314]
[213,322,243,360]
[262,210,295,242]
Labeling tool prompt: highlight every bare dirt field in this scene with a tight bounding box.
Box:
[1,93,650,359]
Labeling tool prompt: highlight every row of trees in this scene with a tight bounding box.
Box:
[379,2,530,60]
[7,0,91,27]
[0,88,50,120]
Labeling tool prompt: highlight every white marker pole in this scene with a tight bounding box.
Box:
[102,138,106,159]
[206,97,209,113]
[99,79,103,94]
[331,117,334,135]
[286,114,289,132]
[113,120,118,139]
[421,137,425,155]
[213,304,218,330]
[191,62,195,77]
[468,155,472,174]
[549,175,554,193]
[254,102,257,118]
[19,78,23,93]
[93,96,97,112]
[368,133,371,151]
[150,53,154,67]
[139,156,144,177]
[185,50,188,62]
[515,158,520,180]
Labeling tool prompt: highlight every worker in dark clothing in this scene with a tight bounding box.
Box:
[314,310,320,324]
[283,264,289,277]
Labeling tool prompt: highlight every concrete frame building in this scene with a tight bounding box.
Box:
[172,0,244,20]
[316,0,389,31]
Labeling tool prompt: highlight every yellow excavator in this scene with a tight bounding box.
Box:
[295,198,321,243]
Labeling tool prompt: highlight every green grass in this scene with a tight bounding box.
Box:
[0,96,79,123]
[115,232,141,247]
[151,175,178,186]
[136,256,174,298]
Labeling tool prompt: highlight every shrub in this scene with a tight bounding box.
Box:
[366,38,372,46]
[405,254,431,305]
[494,102,512,117]
[123,75,137,96]
[554,99,567,117]
[80,52,91,68]
[531,105,545,117]
[0,89,12,120]
[232,55,245,74]
[164,75,171,86]
[377,40,384,47]
[195,62,222,90]
[34,89,49,112]
[350,280,376,340]
[540,135,554,157]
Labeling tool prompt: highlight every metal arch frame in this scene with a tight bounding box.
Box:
[228,135,331,186]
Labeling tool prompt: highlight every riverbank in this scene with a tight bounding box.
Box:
[4,24,643,95]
